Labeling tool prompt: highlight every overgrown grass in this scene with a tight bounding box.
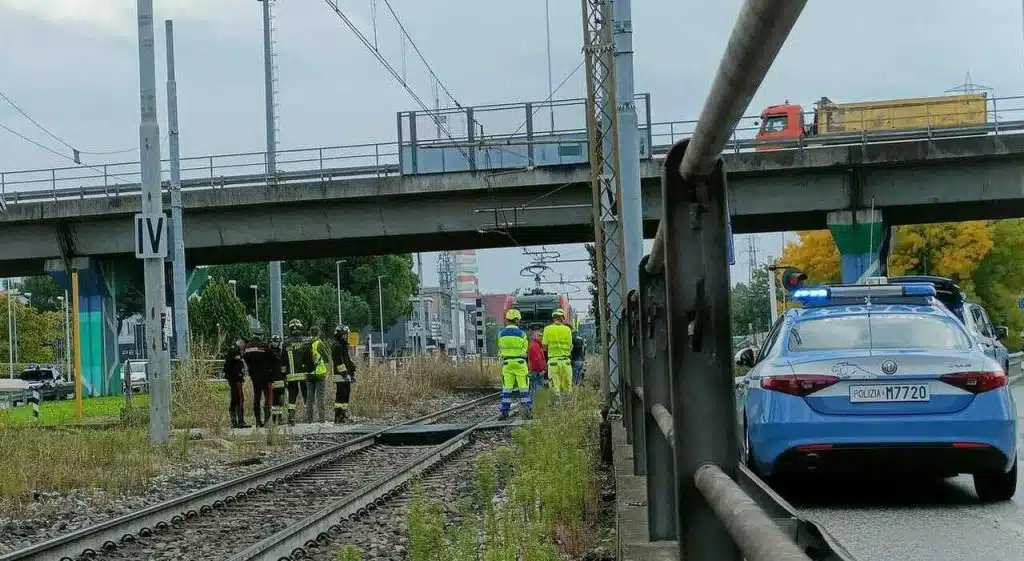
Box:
[337,387,601,560]
[346,356,497,419]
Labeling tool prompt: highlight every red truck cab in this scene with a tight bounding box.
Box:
[755,101,805,150]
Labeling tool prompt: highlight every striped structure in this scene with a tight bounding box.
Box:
[475,297,485,355]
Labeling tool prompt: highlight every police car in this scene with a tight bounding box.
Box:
[734,280,1017,502]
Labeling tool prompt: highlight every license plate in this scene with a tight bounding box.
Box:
[849,384,930,403]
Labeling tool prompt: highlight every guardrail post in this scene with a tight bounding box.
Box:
[409,111,418,174]
[318,148,324,181]
[525,102,535,166]
[662,139,741,561]
[618,317,632,445]
[993,96,1000,135]
[644,93,653,159]
[639,254,676,540]
[208,156,214,186]
[397,111,405,174]
[626,290,645,472]
[467,107,477,172]
[51,168,57,200]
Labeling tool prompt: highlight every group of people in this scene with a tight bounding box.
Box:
[497,307,587,420]
[222,319,358,429]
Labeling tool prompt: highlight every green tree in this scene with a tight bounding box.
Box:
[731,267,773,337]
[20,276,64,313]
[0,294,63,363]
[973,219,1024,350]
[187,279,249,350]
[280,284,371,333]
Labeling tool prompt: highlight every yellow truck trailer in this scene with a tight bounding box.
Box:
[755,93,988,149]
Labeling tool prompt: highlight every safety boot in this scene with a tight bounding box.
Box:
[253,408,264,428]
[287,409,296,426]
[229,407,240,429]
[498,411,509,421]
[263,406,272,427]
[334,409,347,424]
[236,410,252,429]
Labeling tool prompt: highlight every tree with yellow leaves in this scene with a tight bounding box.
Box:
[780,221,993,295]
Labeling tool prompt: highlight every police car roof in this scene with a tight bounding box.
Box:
[789,299,952,320]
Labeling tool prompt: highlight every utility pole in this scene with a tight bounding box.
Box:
[614,0,643,301]
[417,253,427,353]
[261,0,284,339]
[136,0,171,445]
[166,19,189,361]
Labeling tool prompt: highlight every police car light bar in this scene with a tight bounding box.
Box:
[791,282,935,303]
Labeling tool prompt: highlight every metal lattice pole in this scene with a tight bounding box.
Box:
[582,0,625,412]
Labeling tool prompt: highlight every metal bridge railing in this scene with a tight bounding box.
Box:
[615,1,858,560]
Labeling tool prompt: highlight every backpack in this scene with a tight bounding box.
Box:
[285,337,316,374]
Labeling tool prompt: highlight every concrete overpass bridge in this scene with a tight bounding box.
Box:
[4,94,1024,400]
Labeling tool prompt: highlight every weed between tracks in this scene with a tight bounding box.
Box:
[336,387,602,561]
[348,356,498,419]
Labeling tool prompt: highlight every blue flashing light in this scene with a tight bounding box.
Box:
[901,283,936,296]
[792,287,829,302]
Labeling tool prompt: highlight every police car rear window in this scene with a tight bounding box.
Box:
[787,314,971,352]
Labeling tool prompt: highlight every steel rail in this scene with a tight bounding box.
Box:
[0,391,500,561]
[225,412,503,561]
[646,0,808,274]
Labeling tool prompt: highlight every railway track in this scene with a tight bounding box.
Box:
[0,392,507,561]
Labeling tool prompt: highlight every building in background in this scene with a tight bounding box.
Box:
[481,293,511,324]
[454,250,480,305]
[394,286,477,355]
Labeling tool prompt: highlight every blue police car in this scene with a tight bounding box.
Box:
[734,281,1017,502]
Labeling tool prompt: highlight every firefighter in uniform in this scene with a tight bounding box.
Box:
[283,319,311,425]
[268,334,287,426]
[223,336,252,429]
[542,308,574,395]
[242,327,278,428]
[497,309,531,421]
[331,325,358,423]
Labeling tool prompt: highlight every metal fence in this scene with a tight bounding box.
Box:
[5,91,1024,204]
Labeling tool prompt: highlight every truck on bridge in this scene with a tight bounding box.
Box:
[755,92,988,150]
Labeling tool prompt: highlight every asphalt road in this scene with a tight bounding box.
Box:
[791,377,1024,561]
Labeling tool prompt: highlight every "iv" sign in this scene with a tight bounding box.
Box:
[134,213,168,259]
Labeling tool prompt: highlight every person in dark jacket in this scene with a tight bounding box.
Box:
[571,332,586,386]
[331,325,358,423]
[223,336,251,429]
[242,328,279,428]
[268,334,287,425]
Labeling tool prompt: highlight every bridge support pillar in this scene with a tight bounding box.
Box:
[826,209,894,284]
[45,258,123,397]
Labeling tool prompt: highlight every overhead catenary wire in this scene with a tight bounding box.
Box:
[0,120,133,185]
[322,0,471,162]
[0,89,137,157]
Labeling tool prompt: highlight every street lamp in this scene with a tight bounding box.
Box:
[228,279,237,296]
[335,259,347,326]
[377,275,386,358]
[13,291,29,365]
[250,285,259,326]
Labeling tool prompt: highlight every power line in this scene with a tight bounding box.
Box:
[0,120,132,184]
[0,89,136,158]
[379,0,464,110]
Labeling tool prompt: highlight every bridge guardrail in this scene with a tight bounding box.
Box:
[5,94,1024,204]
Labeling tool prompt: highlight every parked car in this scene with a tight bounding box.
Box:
[734,281,1017,502]
[18,365,75,401]
[122,360,149,393]
[888,276,1011,373]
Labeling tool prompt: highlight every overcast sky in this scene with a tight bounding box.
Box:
[3,0,1024,313]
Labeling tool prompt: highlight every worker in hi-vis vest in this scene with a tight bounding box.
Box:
[542,308,574,395]
[497,308,532,420]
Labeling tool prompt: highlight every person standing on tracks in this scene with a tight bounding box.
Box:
[331,325,358,423]
[242,327,278,428]
[304,326,331,423]
[497,309,531,421]
[283,319,313,425]
[571,327,587,387]
[223,335,252,429]
[268,334,287,425]
[542,309,574,396]
[527,327,547,395]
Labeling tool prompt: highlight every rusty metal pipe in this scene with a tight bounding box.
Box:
[647,0,807,273]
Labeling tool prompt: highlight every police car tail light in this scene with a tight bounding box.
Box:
[760,374,839,397]
[939,371,1007,394]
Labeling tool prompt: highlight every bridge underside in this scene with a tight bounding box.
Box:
[3,135,1024,277]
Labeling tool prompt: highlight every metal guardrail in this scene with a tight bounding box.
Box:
[4,91,1024,204]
